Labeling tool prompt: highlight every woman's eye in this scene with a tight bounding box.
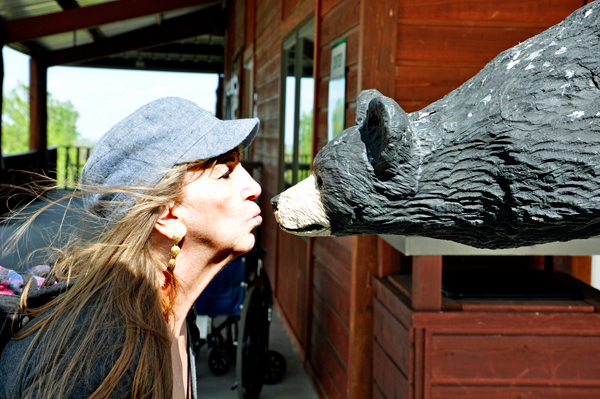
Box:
[219,169,232,179]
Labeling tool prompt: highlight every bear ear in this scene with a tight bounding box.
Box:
[359,94,412,179]
[355,89,384,126]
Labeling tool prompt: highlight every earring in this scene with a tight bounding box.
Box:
[168,234,183,271]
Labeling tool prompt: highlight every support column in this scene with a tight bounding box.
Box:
[412,255,443,311]
[0,44,4,175]
[30,55,48,169]
[348,235,378,399]
[350,0,399,397]
[0,23,5,175]
[216,73,224,120]
[553,256,592,285]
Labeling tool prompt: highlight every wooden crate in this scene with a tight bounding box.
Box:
[373,273,600,399]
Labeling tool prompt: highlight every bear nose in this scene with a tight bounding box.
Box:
[271,195,280,212]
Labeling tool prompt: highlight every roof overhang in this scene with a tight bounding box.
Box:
[0,0,225,74]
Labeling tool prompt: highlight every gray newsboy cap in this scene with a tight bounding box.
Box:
[81,97,259,220]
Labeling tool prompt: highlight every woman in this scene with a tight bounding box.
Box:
[0,97,262,399]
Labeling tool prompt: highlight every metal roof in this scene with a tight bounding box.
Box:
[0,0,225,73]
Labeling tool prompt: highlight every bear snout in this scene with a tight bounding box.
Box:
[271,174,332,237]
[271,194,280,212]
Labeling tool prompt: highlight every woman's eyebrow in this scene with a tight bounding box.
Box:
[220,155,239,164]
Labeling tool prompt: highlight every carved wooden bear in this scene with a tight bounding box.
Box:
[272,2,600,249]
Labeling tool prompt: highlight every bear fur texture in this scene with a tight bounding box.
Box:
[272,2,600,249]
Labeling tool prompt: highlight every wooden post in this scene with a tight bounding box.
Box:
[553,256,592,285]
[348,235,378,399]
[377,236,401,278]
[0,43,4,175]
[215,74,224,120]
[303,236,314,364]
[358,0,398,99]
[0,19,5,175]
[29,55,48,169]
[354,1,398,397]
[303,0,321,366]
[412,255,443,311]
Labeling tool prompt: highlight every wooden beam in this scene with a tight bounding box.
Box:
[553,256,593,285]
[357,0,398,97]
[411,256,442,311]
[74,58,223,74]
[302,0,320,369]
[5,0,218,44]
[303,236,315,364]
[216,74,224,119]
[137,42,225,56]
[377,236,402,278]
[47,8,223,66]
[348,235,378,399]
[29,56,48,167]
[55,0,106,42]
[349,1,399,397]
[0,44,4,174]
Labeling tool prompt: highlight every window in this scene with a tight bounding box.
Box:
[279,19,315,191]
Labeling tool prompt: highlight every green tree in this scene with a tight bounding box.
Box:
[2,83,81,154]
[299,109,313,160]
[298,110,313,181]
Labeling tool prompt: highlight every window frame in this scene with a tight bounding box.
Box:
[278,17,315,193]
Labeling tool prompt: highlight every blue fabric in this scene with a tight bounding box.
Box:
[195,256,246,316]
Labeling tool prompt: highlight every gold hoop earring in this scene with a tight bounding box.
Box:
[168,234,183,271]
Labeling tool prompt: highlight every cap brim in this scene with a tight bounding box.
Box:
[178,117,260,163]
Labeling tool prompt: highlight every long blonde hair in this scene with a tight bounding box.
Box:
[6,156,220,399]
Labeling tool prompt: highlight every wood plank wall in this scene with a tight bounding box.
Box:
[253,0,281,284]
[311,236,353,399]
[394,0,587,113]
[230,1,596,399]
[251,0,315,360]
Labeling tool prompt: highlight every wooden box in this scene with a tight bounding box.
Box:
[373,273,600,399]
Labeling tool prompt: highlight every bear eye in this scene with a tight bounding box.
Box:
[315,175,324,190]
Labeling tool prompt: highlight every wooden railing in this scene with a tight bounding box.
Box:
[58,146,92,189]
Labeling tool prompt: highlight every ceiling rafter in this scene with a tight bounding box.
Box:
[76,58,223,74]
[47,7,224,66]
[54,0,105,42]
[5,0,218,44]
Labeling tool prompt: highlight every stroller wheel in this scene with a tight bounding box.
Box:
[264,350,287,385]
[208,347,232,375]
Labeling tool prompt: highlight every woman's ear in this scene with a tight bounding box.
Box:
[154,203,187,240]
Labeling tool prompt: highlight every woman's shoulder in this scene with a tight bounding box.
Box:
[0,326,39,398]
[0,302,135,398]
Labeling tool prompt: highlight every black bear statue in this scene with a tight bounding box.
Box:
[272,2,600,249]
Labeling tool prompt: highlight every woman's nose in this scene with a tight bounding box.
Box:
[240,165,262,200]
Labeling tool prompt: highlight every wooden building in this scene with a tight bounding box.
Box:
[221,0,600,398]
[1,0,599,398]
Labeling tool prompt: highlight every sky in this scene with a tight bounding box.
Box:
[3,47,219,144]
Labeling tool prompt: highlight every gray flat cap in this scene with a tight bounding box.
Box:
[81,97,259,220]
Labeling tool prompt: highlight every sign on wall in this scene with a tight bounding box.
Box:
[328,38,347,141]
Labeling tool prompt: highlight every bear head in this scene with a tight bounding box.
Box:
[272,90,420,236]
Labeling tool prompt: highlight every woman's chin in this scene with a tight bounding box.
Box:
[232,235,256,257]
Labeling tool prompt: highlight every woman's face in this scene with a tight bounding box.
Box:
[176,151,262,259]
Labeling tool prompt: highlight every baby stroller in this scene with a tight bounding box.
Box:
[193,248,286,399]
